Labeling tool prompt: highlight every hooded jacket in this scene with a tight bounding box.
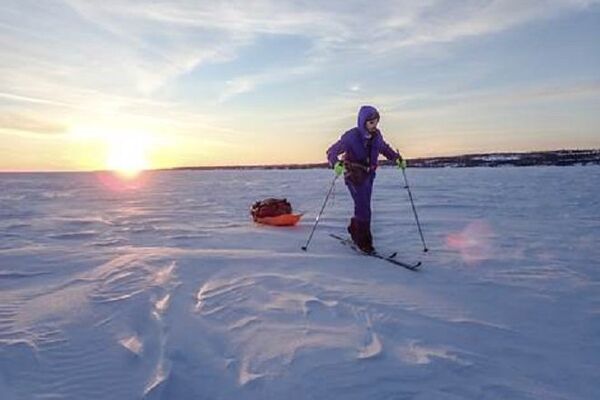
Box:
[326,105,399,172]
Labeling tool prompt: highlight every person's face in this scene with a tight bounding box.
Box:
[365,118,379,133]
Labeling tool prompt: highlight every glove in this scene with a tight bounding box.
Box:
[333,161,344,176]
[396,158,407,170]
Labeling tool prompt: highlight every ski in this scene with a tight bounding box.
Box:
[329,234,422,271]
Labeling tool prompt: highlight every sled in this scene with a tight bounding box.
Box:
[255,213,302,226]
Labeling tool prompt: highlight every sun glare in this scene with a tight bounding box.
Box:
[105,133,151,178]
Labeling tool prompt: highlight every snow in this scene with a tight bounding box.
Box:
[0,166,598,399]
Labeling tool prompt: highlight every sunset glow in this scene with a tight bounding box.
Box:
[101,133,151,178]
[105,138,149,178]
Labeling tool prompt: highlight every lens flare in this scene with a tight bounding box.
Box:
[446,220,495,265]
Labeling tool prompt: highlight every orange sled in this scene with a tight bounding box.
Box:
[255,213,303,226]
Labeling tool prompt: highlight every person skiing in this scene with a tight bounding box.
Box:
[326,105,406,253]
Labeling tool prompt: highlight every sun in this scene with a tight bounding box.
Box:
[105,134,150,178]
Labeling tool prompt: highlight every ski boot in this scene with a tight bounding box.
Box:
[347,217,375,254]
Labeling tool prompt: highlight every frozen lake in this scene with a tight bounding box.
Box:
[0,166,599,399]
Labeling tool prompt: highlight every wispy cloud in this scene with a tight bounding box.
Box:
[398,80,600,117]
[4,0,596,101]
[0,113,67,136]
[0,92,72,108]
[373,0,600,51]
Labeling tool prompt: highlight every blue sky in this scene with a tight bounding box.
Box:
[1,0,599,171]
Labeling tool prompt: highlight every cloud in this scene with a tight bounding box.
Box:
[398,80,600,117]
[219,78,256,103]
[5,0,594,97]
[1,0,597,119]
[0,113,67,136]
[0,92,72,108]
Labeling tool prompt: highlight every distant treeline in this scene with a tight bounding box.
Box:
[167,149,600,171]
[404,149,600,168]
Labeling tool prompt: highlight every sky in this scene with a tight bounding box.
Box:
[1,0,599,172]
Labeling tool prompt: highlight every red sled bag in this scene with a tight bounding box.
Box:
[250,198,302,226]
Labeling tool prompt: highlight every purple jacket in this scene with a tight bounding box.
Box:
[326,105,399,171]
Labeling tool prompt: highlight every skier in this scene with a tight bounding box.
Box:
[326,105,406,253]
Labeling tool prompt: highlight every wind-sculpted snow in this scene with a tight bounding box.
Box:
[0,167,598,399]
[194,272,388,385]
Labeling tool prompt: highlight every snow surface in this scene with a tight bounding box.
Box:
[0,166,598,399]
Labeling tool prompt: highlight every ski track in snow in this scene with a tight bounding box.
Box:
[0,167,598,399]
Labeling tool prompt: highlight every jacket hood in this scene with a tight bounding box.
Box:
[357,105,380,137]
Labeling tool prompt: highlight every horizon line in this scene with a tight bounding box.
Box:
[0,147,598,174]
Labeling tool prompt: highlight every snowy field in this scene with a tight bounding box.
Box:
[0,166,598,400]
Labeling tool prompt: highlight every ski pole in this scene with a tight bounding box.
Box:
[301,174,339,251]
[400,163,429,253]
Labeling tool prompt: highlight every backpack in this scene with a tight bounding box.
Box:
[251,198,292,221]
